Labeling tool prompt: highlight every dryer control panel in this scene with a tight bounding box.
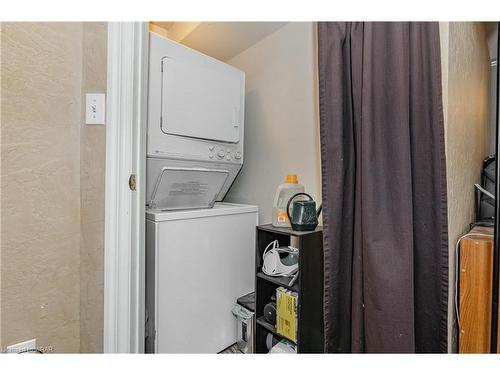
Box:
[208,144,242,162]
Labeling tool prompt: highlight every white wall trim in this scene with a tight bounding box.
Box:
[104,22,148,353]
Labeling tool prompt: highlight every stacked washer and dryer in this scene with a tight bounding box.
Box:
[145,33,258,353]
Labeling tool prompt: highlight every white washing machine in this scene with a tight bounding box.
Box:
[145,32,255,353]
[145,203,258,353]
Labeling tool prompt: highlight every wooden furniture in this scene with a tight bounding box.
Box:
[254,224,324,353]
[458,226,494,353]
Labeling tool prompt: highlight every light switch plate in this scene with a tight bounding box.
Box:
[85,93,106,125]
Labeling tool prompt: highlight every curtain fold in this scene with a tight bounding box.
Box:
[318,22,448,353]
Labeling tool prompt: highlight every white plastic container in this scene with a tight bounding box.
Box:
[272,174,305,227]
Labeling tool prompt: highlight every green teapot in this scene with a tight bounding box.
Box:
[286,193,322,231]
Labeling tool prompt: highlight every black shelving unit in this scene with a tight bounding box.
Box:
[254,224,324,353]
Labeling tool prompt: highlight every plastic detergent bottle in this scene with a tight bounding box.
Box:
[272,174,305,227]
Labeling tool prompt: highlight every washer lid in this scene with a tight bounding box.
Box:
[148,167,229,211]
[146,202,259,221]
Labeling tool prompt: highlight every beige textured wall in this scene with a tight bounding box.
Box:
[0,22,3,345]
[0,22,106,353]
[440,22,491,352]
[1,23,83,352]
[80,22,107,353]
[225,22,321,223]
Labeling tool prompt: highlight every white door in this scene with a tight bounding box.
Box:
[161,55,244,143]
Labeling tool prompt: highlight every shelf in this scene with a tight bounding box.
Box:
[256,316,297,344]
[257,224,323,237]
[255,224,324,353]
[257,271,299,293]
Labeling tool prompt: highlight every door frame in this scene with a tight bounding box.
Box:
[103,22,149,353]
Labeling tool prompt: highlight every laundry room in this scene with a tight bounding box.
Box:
[2,17,500,361]
[147,22,321,220]
[145,22,322,353]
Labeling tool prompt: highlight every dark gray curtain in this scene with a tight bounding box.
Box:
[318,22,448,353]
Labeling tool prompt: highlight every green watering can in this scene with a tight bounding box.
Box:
[286,193,322,231]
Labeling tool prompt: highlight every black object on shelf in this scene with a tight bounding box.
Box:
[254,224,324,353]
[237,292,255,313]
[263,295,277,325]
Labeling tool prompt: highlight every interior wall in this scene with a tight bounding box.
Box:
[79,22,107,353]
[0,22,3,346]
[1,22,83,352]
[489,62,498,154]
[225,22,321,224]
[0,22,106,353]
[440,22,491,352]
[485,23,498,155]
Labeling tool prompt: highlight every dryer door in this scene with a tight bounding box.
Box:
[161,56,243,144]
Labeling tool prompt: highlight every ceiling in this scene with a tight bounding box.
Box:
[151,22,174,30]
[150,22,287,61]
